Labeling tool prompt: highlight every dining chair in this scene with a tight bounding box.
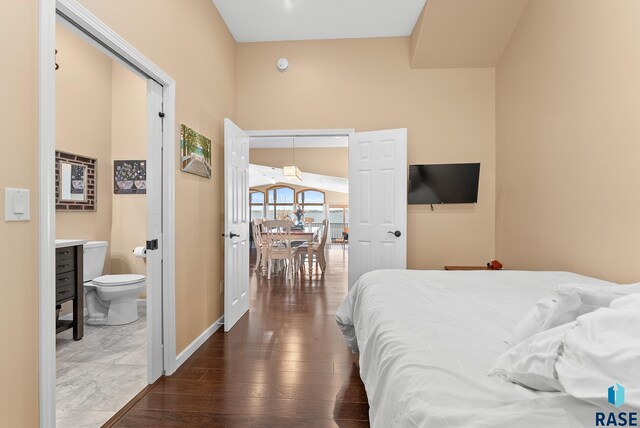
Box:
[303,217,314,227]
[251,219,266,272]
[297,219,329,274]
[263,219,296,281]
[342,227,349,249]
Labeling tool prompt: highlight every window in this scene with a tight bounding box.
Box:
[266,186,295,219]
[329,206,349,240]
[296,189,326,223]
[250,190,265,220]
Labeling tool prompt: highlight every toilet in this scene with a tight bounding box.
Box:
[83,241,146,325]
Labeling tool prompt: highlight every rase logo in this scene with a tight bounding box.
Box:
[596,384,637,427]
[610,384,626,409]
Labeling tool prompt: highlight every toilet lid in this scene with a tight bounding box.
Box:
[92,274,145,286]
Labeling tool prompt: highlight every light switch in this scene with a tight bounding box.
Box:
[5,188,30,221]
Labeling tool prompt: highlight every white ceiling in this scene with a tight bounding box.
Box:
[212,0,427,43]
[250,164,348,193]
[249,136,348,149]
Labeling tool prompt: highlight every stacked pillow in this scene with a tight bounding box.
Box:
[490,283,640,409]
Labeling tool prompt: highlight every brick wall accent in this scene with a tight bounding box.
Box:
[55,150,97,211]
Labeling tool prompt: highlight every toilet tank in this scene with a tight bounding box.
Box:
[83,241,108,282]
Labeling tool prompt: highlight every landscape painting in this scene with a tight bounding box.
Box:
[180,124,212,178]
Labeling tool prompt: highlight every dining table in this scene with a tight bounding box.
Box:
[289,226,320,276]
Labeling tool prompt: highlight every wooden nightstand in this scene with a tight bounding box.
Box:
[444,266,490,271]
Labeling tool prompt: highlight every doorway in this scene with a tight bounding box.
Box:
[248,131,351,241]
[223,123,408,331]
[39,1,177,426]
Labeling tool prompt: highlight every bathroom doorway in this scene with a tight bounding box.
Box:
[39,1,177,427]
[53,21,152,427]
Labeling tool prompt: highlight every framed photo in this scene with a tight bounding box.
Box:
[180,124,212,178]
[114,160,146,194]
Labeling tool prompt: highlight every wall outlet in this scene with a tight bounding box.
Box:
[219,280,224,295]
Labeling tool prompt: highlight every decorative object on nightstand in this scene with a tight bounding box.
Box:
[487,259,503,270]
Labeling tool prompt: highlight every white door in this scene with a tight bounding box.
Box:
[348,129,407,289]
[146,80,164,382]
[223,118,250,331]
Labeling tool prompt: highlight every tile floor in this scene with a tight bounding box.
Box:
[56,308,147,428]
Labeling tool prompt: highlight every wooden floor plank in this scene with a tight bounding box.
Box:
[108,246,369,427]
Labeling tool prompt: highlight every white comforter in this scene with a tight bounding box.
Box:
[336,269,616,428]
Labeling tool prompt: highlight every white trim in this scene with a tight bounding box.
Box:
[175,315,224,369]
[161,80,177,376]
[246,128,355,138]
[39,0,57,426]
[137,298,147,308]
[55,0,174,85]
[39,1,178,426]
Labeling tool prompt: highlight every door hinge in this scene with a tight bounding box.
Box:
[158,112,165,118]
[146,239,159,251]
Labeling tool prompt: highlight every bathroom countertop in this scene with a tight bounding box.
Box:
[55,239,88,248]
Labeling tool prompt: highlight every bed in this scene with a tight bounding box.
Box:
[336,269,618,428]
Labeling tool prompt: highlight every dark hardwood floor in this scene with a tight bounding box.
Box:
[107,245,369,427]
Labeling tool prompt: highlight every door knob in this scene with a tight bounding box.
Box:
[387,230,401,237]
[221,233,240,238]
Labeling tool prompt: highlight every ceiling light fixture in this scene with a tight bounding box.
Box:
[283,138,302,181]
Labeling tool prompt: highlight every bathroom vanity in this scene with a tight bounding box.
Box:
[55,240,86,340]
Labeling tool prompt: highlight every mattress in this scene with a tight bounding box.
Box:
[336,269,617,427]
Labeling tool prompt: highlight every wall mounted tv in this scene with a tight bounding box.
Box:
[408,163,480,205]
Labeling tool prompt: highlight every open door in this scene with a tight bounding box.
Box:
[348,129,407,289]
[223,119,250,331]
[146,80,164,382]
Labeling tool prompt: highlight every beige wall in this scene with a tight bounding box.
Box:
[410,0,530,68]
[110,63,147,277]
[250,147,348,178]
[55,24,114,274]
[78,0,237,353]
[238,37,496,269]
[496,0,640,283]
[0,1,39,426]
[56,27,148,315]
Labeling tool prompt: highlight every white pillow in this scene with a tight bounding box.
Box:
[507,283,639,345]
[506,297,560,345]
[558,282,640,307]
[556,293,640,409]
[490,321,576,391]
[506,290,582,345]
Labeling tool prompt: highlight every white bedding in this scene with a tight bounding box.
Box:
[336,269,617,427]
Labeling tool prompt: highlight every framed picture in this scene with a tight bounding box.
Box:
[180,124,212,178]
[55,150,97,211]
[114,160,146,194]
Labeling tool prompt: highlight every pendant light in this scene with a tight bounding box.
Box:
[283,137,302,181]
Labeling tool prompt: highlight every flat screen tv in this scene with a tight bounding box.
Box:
[408,163,480,204]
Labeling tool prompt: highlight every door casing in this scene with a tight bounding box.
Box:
[39,1,178,426]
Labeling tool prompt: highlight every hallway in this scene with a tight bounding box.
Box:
[107,245,369,427]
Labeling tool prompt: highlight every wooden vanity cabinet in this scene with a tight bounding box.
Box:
[55,244,84,340]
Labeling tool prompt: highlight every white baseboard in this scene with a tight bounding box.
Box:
[137,298,147,307]
[175,314,224,369]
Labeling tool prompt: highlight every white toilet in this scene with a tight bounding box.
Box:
[83,241,146,325]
